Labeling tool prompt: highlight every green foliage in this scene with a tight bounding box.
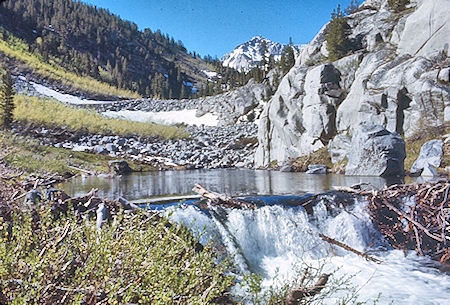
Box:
[280,45,295,75]
[13,95,188,139]
[388,0,410,13]
[0,0,206,99]
[0,206,234,304]
[0,30,141,99]
[325,5,352,61]
[0,71,14,129]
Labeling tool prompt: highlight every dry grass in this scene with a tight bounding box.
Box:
[14,95,188,139]
[292,147,333,172]
[404,123,449,172]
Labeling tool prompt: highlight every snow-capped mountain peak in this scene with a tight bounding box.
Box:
[221,36,300,72]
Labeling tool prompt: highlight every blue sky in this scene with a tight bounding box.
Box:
[84,0,357,58]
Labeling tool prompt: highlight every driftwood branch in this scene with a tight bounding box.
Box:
[67,165,95,175]
[285,273,329,305]
[192,184,254,209]
[319,233,382,264]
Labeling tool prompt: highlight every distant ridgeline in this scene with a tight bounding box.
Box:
[0,0,218,99]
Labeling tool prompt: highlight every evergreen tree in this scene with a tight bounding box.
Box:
[0,72,15,129]
[260,40,268,75]
[325,5,351,61]
[280,45,295,75]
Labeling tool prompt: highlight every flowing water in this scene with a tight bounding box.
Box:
[63,170,448,304]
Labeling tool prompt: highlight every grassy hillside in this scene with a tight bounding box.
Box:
[14,95,188,139]
[0,31,141,99]
[0,0,213,99]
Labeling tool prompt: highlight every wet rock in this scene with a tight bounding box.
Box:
[108,160,133,174]
[280,165,294,172]
[410,140,444,176]
[306,164,327,174]
[345,124,405,177]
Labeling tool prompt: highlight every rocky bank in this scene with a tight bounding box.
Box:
[255,0,450,175]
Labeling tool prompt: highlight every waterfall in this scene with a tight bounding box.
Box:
[167,198,450,304]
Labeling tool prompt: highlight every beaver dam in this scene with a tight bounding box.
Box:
[2,175,450,304]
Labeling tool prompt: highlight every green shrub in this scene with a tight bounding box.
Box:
[388,0,410,13]
[0,206,234,304]
[0,71,14,129]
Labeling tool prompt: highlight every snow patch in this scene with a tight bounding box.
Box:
[202,70,218,79]
[32,83,115,105]
[102,109,219,127]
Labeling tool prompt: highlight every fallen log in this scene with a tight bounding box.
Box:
[67,165,95,175]
[319,233,382,264]
[192,184,255,209]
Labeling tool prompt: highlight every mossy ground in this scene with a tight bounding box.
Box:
[0,132,155,175]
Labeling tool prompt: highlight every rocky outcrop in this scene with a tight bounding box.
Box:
[255,63,344,166]
[256,0,450,172]
[410,139,444,176]
[96,80,270,127]
[345,124,405,176]
[397,0,450,57]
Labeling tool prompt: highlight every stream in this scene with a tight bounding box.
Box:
[63,169,449,304]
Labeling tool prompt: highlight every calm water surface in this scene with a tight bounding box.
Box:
[62,169,413,200]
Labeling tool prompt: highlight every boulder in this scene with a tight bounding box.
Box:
[345,124,405,176]
[410,140,444,176]
[306,164,327,174]
[439,68,450,83]
[105,143,119,152]
[421,164,439,177]
[280,165,294,172]
[327,134,351,163]
[94,145,107,155]
[108,160,133,175]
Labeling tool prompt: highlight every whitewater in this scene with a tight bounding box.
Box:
[167,196,450,304]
